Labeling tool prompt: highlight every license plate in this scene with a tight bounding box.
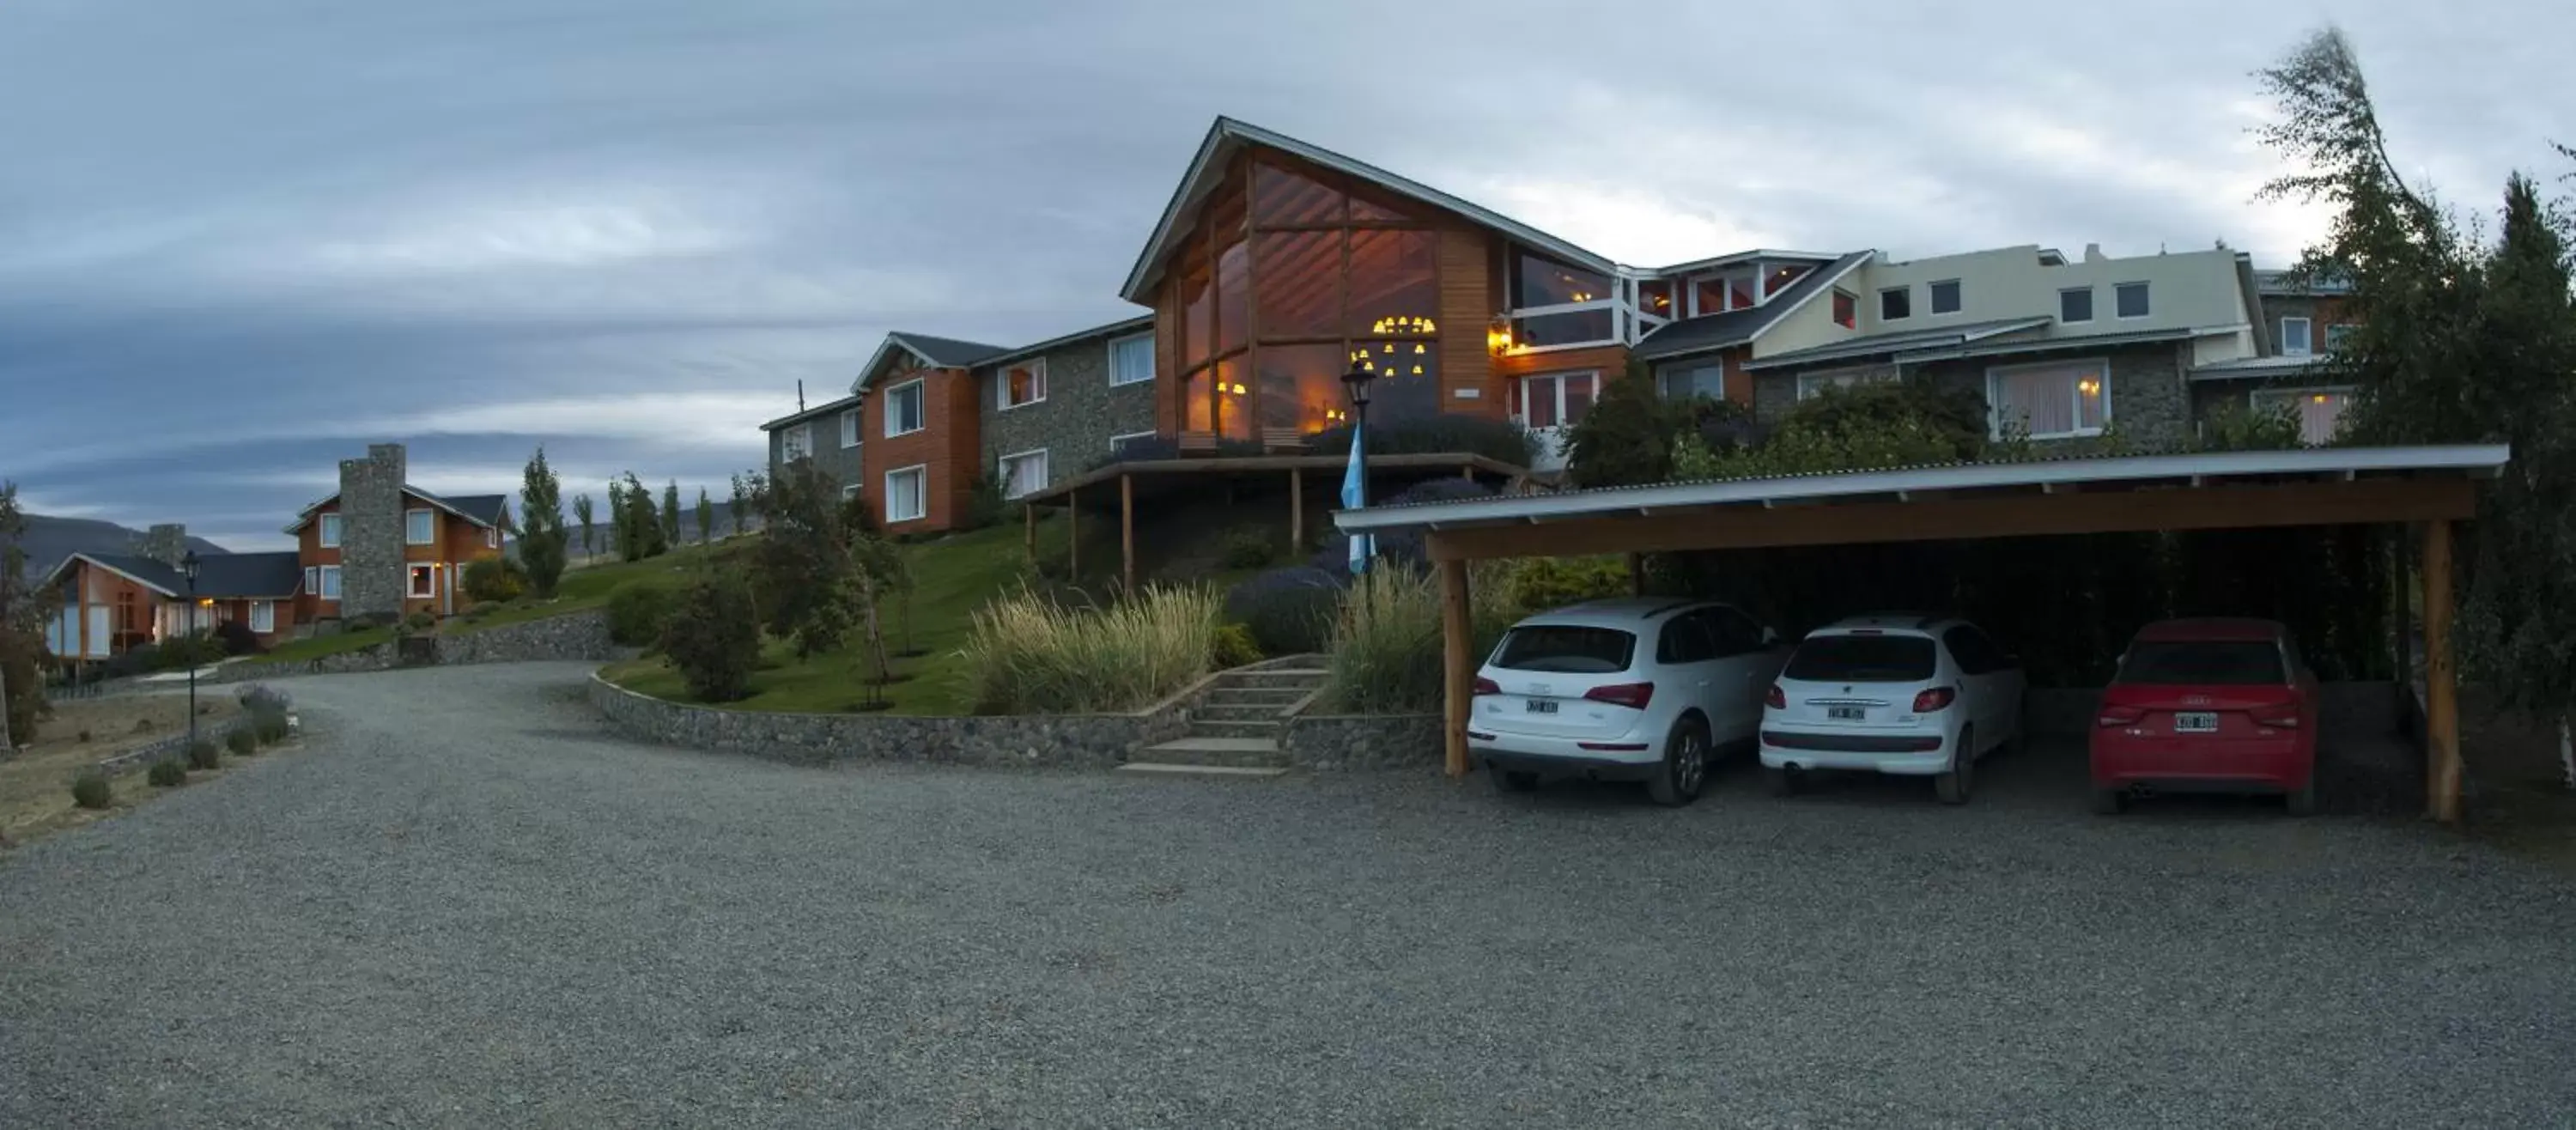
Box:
[1524,699,1558,714]
[2173,712,2219,733]
[1828,706,1866,722]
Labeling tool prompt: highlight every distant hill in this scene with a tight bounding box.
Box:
[543,500,763,562]
[13,514,232,580]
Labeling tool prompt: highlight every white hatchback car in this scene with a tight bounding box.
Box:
[1471,598,1787,805]
[1759,615,2026,805]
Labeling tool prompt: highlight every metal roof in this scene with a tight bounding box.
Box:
[283,486,507,534]
[1640,249,1844,278]
[968,313,1154,371]
[762,392,865,432]
[1632,251,1876,363]
[1739,317,2050,371]
[849,331,1012,395]
[1331,445,2510,535]
[2189,355,2330,381]
[52,550,305,599]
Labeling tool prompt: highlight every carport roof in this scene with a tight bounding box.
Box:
[1333,444,2508,538]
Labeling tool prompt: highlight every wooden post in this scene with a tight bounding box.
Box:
[2423,519,2461,823]
[1626,553,1646,597]
[2388,526,2409,683]
[1438,554,1473,779]
[1289,470,1305,556]
[1120,474,1136,593]
[1461,464,1474,480]
[1067,487,1078,580]
[1024,499,1036,562]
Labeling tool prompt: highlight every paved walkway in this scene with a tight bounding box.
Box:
[3,663,2571,1127]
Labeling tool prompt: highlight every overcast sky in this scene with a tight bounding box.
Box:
[3,0,2565,550]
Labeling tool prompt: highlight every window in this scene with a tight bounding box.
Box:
[1513,250,1611,308]
[840,409,861,447]
[1492,625,1637,674]
[1988,359,2109,439]
[2324,323,2357,352]
[1108,333,1153,386]
[1784,634,1937,682]
[1659,364,1728,402]
[884,466,927,523]
[2252,387,2354,446]
[781,423,812,461]
[1656,616,1717,665]
[1757,261,1813,301]
[1508,249,1618,350]
[998,450,1049,500]
[1693,268,1759,315]
[249,601,275,634]
[1832,289,1857,329]
[1702,607,1765,657]
[484,527,499,550]
[1510,308,1615,349]
[2060,287,2095,324]
[318,513,342,548]
[884,380,926,436]
[318,566,342,600]
[2280,317,2312,355]
[1109,431,1157,456]
[1518,371,1598,430]
[1635,280,1677,321]
[1879,286,1911,321]
[404,508,434,545]
[1929,279,1963,315]
[302,566,318,593]
[407,564,435,598]
[842,483,861,500]
[2115,281,2150,319]
[999,359,1047,409]
[1796,368,1897,400]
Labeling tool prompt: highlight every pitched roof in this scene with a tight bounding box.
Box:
[56,550,304,598]
[969,313,1155,371]
[283,486,508,534]
[1739,316,2054,371]
[1632,251,1875,363]
[850,331,1013,395]
[762,392,864,432]
[1120,117,1616,303]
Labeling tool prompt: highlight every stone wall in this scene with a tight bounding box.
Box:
[769,400,866,497]
[980,331,1157,490]
[1907,342,2191,451]
[1281,714,1443,771]
[206,611,620,683]
[588,674,1188,769]
[94,711,258,775]
[338,443,408,619]
[135,524,189,567]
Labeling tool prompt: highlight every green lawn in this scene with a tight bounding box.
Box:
[449,539,736,634]
[604,519,1047,715]
[249,626,396,664]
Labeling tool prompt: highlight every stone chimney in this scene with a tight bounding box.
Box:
[2083,242,2106,264]
[134,524,188,568]
[337,443,408,620]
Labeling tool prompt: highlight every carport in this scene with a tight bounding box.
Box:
[1329,446,2510,821]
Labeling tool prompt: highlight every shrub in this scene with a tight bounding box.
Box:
[961,586,1221,714]
[237,684,290,716]
[1502,556,1632,616]
[401,611,436,634]
[1216,527,1276,571]
[225,727,257,757]
[255,713,291,744]
[347,611,401,631]
[1321,568,1446,714]
[461,601,500,621]
[187,738,222,769]
[1224,567,1346,655]
[212,619,263,656]
[1211,623,1262,670]
[70,771,112,810]
[659,572,762,702]
[461,557,529,604]
[1308,477,1496,574]
[147,632,227,672]
[148,758,187,787]
[956,472,1005,532]
[605,582,679,647]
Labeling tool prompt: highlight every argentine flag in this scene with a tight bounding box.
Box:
[1341,421,1372,574]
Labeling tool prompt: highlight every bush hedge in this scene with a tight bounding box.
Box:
[605,582,681,647]
[1224,567,1345,656]
[226,727,258,756]
[660,572,762,702]
[461,557,529,604]
[187,738,222,770]
[149,758,188,787]
[962,586,1220,714]
[70,771,112,810]
[1210,623,1262,670]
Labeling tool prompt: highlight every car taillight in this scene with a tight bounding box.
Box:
[2251,702,2301,728]
[1472,677,1500,696]
[1911,686,1957,712]
[1765,683,1786,709]
[2098,705,2145,727]
[1583,682,1655,709]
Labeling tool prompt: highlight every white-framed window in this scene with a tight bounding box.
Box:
[1517,371,1600,430]
[1109,333,1154,386]
[781,422,813,461]
[1987,358,2110,440]
[1879,286,1911,321]
[2324,323,2357,352]
[884,379,927,437]
[2280,317,2312,355]
[318,565,342,600]
[408,564,436,599]
[1831,289,1857,329]
[1796,368,1899,400]
[249,601,275,634]
[404,508,434,545]
[1929,279,1963,315]
[484,527,499,550]
[1508,249,1620,352]
[303,566,319,594]
[998,449,1050,499]
[318,513,343,548]
[999,359,1048,410]
[1109,431,1157,455]
[2114,281,2151,319]
[884,465,927,523]
[1659,363,1728,401]
[840,408,861,448]
[2060,287,2095,324]
[2252,386,2354,446]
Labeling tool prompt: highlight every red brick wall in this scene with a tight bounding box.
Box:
[863,367,981,532]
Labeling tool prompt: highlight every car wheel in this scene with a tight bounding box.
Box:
[1646,716,1710,807]
[2090,787,2125,816]
[1935,726,1974,805]
[1764,765,1796,798]
[2286,775,2318,817]
[1490,768,1540,793]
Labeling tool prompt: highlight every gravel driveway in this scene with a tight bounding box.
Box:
[3,662,2572,1127]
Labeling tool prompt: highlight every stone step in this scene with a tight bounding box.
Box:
[1194,702,1288,722]
[1115,762,1291,780]
[1202,686,1309,707]
[1188,719,1284,740]
[1133,736,1292,769]
[1218,668,1329,689]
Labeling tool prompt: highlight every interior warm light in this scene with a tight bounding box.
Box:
[2077,379,2100,394]
[2311,393,2330,404]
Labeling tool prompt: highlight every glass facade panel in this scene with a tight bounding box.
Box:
[1216,239,1250,354]
[1183,368,1213,433]
[1179,253,1212,365]
[1254,230,1341,338]
[1760,261,1812,299]
[1346,228,1436,336]
[1213,355,1253,440]
[1513,308,1615,348]
[1352,339,1439,423]
[1514,251,1611,308]
[1252,161,1342,226]
[1637,280,1676,320]
[1257,343,1350,434]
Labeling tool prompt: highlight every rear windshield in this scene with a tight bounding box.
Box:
[1492,626,1637,674]
[1783,634,1937,682]
[2116,641,2286,685]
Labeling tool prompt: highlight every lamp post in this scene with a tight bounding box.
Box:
[181,550,200,750]
[1339,361,1379,573]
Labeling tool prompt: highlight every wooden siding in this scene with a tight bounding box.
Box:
[1437,225,1500,420]
[1496,344,1636,417]
[862,366,981,532]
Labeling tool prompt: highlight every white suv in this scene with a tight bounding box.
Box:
[1471,598,1786,805]
[1759,615,2026,805]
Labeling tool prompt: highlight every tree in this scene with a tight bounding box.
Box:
[1560,360,1759,488]
[605,479,629,562]
[695,487,714,546]
[572,494,596,563]
[660,480,683,549]
[620,473,665,561]
[848,532,908,697]
[0,482,58,747]
[660,570,761,702]
[750,460,858,658]
[728,473,751,538]
[518,447,568,598]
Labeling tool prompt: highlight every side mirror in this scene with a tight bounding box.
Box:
[1762,627,1780,646]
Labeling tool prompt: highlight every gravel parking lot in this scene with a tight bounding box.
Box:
[4,662,2572,1127]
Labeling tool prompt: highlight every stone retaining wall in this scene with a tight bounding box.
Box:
[94,712,258,775]
[208,611,620,683]
[1282,714,1443,771]
[588,674,1189,769]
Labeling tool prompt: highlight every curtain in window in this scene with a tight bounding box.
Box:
[1996,368,2076,434]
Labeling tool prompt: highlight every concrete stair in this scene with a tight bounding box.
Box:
[1119,665,1326,778]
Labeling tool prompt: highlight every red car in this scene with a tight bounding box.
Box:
[2090,618,2320,815]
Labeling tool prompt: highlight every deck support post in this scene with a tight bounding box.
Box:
[1121,474,1136,593]
[2424,519,2461,823]
[1438,552,1472,780]
[1290,471,1305,556]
